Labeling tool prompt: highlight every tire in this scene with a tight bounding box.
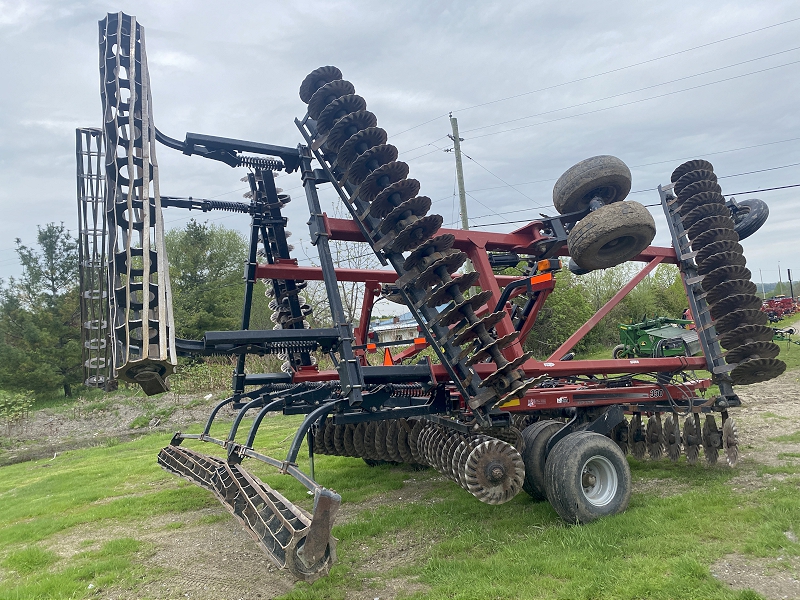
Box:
[731,198,768,240]
[568,257,592,276]
[568,201,656,270]
[553,155,632,214]
[544,431,631,524]
[521,420,563,500]
[612,344,628,359]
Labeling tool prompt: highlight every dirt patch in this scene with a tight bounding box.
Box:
[44,491,434,600]
[729,370,800,468]
[631,477,691,498]
[710,553,800,600]
[337,472,443,525]
[0,392,237,466]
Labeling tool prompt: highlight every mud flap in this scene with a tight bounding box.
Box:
[158,445,339,582]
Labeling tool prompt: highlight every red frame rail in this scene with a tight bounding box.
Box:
[255,216,707,407]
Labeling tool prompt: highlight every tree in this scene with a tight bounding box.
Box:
[0,223,82,396]
[523,270,595,359]
[165,219,271,339]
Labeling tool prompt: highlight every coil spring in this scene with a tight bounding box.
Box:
[237,154,284,171]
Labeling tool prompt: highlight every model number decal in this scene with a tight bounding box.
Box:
[649,389,664,398]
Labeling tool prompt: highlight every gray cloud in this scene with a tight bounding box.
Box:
[1,0,799,287]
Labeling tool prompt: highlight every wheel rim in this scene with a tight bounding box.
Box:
[599,234,636,257]
[581,455,618,506]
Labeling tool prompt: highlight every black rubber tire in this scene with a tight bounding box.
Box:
[521,420,563,501]
[731,198,769,240]
[568,201,656,270]
[612,344,628,359]
[568,257,592,276]
[553,155,632,214]
[544,431,631,524]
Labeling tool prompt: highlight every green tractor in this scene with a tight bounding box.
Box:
[613,316,701,359]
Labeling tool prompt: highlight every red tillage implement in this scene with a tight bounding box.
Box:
[77,13,784,581]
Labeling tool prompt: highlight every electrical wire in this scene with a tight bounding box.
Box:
[390,15,800,138]
[467,59,800,141]
[461,46,800,136]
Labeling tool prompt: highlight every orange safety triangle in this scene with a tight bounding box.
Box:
[383,348,394,366]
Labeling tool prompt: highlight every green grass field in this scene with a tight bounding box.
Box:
[1,409,798,600]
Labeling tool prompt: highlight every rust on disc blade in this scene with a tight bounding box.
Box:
[706,279,757,305]
[675,168,717,197]
[355,160,410,203]
[691,227,739,252]
[687,215,735,240]
[682,202,732,229]
[336,127,388,171]
[316,94,367,135]
[368,179,421,219]
[696,239,743,264]
[308,79,356,119]
[725,341,781,364]
[677,179,722,204]
[718,324,774,349]
[679,191,726,216]
[346,144,399,185]
[702,264,751,292]
[697,250,746,276]
[300,65,342,103]
[710,293,763,320]
[731,358,786,385]
[713,308,768,335]
[327,110,377,152]
[424,271,481,308]
[671,159,714,183]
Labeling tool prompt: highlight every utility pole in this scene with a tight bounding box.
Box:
[449,113,473,275]
[789,268,794,299]
[449,114,469,231]
[759,269,766,299]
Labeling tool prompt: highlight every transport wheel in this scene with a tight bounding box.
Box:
[567,201,656,270]
[567,257,592,275]
[521,420,563,500]
[553,155,632,214]
[730,198,769,240]
[544,431,631,524]
[612,344,629,359]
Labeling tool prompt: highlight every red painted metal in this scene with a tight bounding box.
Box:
[545,256,665,362]
[326,217,679,264]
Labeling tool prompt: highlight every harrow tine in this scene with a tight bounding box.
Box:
[157,445,338,582]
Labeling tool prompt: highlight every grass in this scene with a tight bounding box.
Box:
[0,411,798,600]
[768,430,800,443]
[129,403,178,429]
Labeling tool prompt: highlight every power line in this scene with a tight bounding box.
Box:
[468,174,800,228]
[467,59,800,141]
[390,15,800,138]
[401,57,800,156]
[461,46,800,135]
[461,152,537,204]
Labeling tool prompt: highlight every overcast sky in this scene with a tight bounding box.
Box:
[1,0,799,294]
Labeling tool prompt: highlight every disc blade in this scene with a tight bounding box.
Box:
[730,358,786,385]
[725,341,781,364]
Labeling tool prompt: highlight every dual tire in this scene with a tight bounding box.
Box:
[521,424,631,524]
[554,155,656,271]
